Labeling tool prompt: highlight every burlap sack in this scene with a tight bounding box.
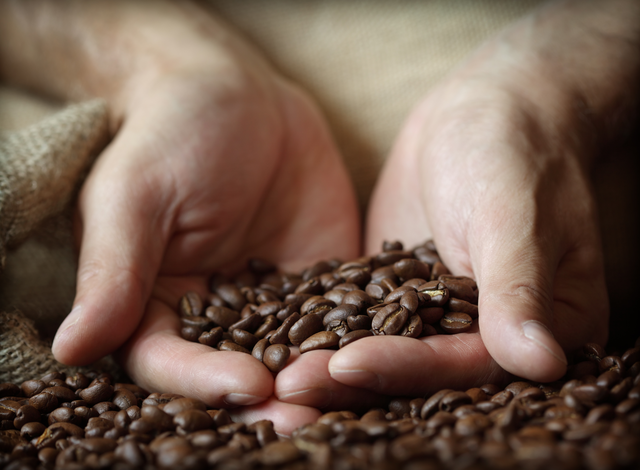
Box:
[0,100,116,383]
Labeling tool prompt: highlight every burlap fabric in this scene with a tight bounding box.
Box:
[0,100,113,382]
[0,1,638,384]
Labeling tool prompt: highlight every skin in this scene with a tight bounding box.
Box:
[0,0,359,433]
[274,0,639,409]
[1,0,638,434]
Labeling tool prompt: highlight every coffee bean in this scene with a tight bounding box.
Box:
[198,327,223,347]
[288,313,323,346]
[205,306,241,330]
[262,344,291,373]
[299,331,340,353]
[215,283,247,311]
[232,329,259,349]
[440,312,473,334]
[179,292,203,317]
[417,281,450,307]
[393,258,431,282]
[269,312,300,345]
[339,330,373,348]
[346,315,371,331]
[447,297,479,318]
[400,315,423,338]
[254,315,278,339]
[372,303,409,336]
[342,290,374,313]
[252,338,270,363]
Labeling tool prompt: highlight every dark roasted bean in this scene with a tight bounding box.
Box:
[288,313,324,346]
[347,314,371,331]
[179,292,203,317]
[417,281,449,307]
[339,329,373,348]
[372,303,409,336]
[205,306,240,329]
[300,331,340,353]
[269,312,300,345]
[262,344,291,373]
[439,311,473,334]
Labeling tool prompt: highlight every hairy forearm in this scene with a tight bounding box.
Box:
[0,1,260,122]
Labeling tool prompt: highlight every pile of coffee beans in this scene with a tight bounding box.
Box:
[1,338,639,469]
[179,240,479,373]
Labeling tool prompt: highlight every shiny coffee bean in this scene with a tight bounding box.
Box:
[339,330,373,348]
[372,304,409,336]
[299,331,340,353]
[439,312,473,334]
[262,344,291,373]
[288,314,324,346]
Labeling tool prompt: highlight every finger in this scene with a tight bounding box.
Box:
[118,298,274,408]
[328,334,510,397]
[229,397,322,437]
[477,232,607,382]
[474,229,569,382]
[275,349,388,412]
[52,136,175,365]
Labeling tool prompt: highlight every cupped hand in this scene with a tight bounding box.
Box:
[49,25,360,428]
[275,0,640,408]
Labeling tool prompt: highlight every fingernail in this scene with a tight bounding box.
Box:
[329,369,380,389]
[279,389,332,408]
[223,393,265,406]
[522,320,567,365]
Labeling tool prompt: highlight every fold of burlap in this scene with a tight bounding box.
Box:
[0,100,113,383]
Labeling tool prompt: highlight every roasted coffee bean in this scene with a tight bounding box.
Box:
[399,290,420,314]
[205,306,240,330]
[255,301,285,318]
[384,286,416,304]
[346,314,371,331]
[228,313,262,334]
[198,327,223,347]
[365,283,390,302]
[262,344,291,373]
[323,304,359,327]
[440,312,473,334]
[78,383,114,405]
[416,306,445,324]
[179,292,203,317]
[393,258,431,282]
[252,338,270,363]
[438,277,478,304]
[339,329,373,348]
[372,303,409,336]
[342,290,374,312]
[254,315,278,339]
[417,281,450,307]
[325,318,350,337]
[299,331,340,353]
[376,250,413,266]
[215,283,247,311]
[400,315,423,338]
[218,341,250,354]
[28,393,58,413]
[301,296,336,317]
[288,313,323,346]
[269,312,300,345]
[232,329,259,349]
[447,297,479,318]
[20,380,46,398]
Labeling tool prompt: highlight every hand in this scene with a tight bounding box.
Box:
[275,0,639,407]
[0,2,364,432]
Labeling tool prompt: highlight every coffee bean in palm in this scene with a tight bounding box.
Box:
[372,303,409,336]
[417,281,450,307]
[262,344,291,373]
[178,292,203,317]
[299,331,340,353]
[205,306,240,330]
[347,315,371,331]
[448,297,479,318]
[269,312,300,345]
[288,313,323,346]
[215,283,247,311]
[339,329,373,348]
[439,312,473,334]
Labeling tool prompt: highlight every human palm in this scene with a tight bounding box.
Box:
[52,65,360,432]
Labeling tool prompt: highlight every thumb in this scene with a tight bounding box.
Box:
[475,234,568,383]
[52,149,171,366]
